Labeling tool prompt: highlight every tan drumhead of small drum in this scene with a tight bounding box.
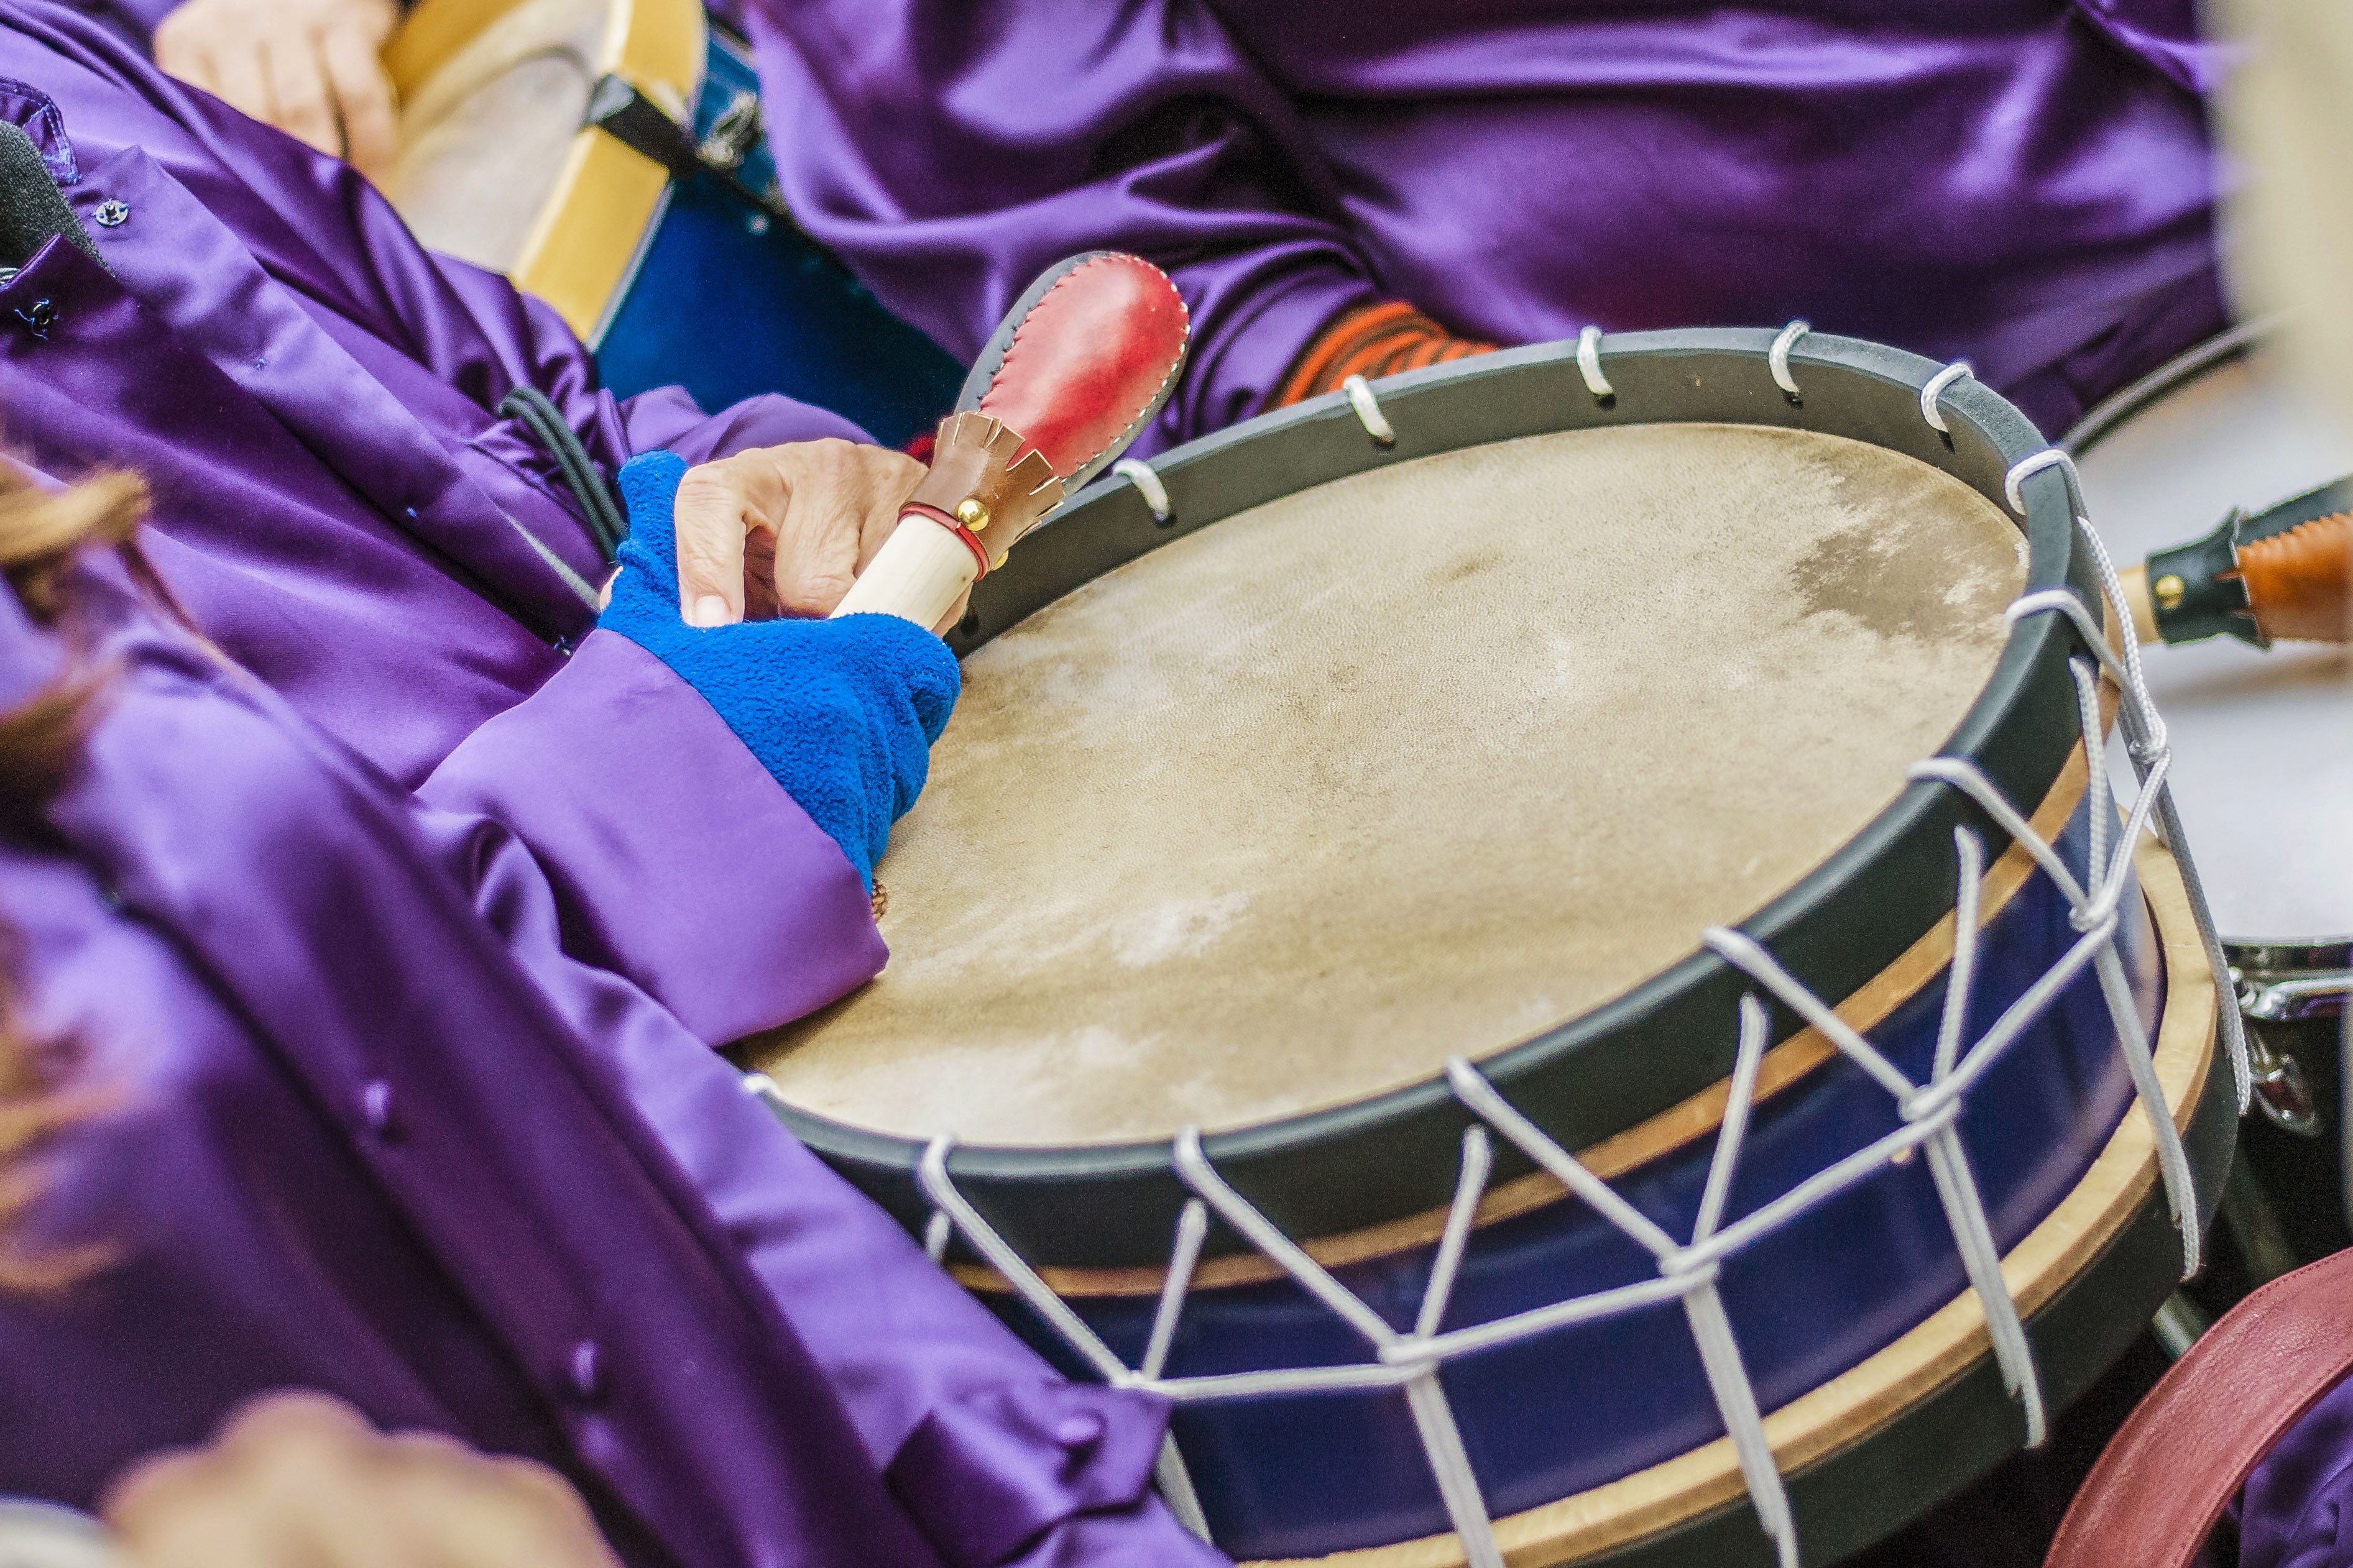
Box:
[750,423,2028,1146]
[379,0,607,274]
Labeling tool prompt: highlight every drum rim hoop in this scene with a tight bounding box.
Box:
[745,326,2098,1265]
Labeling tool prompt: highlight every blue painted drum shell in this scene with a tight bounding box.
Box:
[989,791,2157,1558]
[592,31,965,449]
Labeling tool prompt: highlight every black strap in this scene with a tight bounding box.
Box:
[499,386,625,564]
[584,73,705,184]
[581,73,826,247]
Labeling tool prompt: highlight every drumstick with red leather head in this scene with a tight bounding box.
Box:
[832,253,1190,628]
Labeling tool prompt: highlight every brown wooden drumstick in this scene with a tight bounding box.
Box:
[2234,511,2353,643]
[2118,507,2352,647]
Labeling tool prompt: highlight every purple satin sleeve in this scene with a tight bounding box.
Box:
[745,0,1376,459]
[531,910,1227,1566]
[2073,0,2236,93]
[745,0,2222,443]
[0,564,1221,1566]
[412,654,1222,1564]
[2233,1372,2353,1568]
[416,630,884,1043]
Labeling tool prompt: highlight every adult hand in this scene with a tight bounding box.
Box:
[671,438,944,628]
[154,0,399,180]
[601,451,959,887]
[103,1391,622,1568]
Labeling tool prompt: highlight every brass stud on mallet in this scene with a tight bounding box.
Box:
[955,497,991,533]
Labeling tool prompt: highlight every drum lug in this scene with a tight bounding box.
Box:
[2235,965,2353,1023]
[2242,1029,2322,1137]
[698,89,762,175]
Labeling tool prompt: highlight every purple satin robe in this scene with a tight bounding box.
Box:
[2228,1370,2353,1568]
[0,7,1219,1564]
[746,0,2227,449]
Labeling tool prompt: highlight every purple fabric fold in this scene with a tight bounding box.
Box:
[419,630,885,1043]
[749,0,2227,444]
[2236,1370,2353,1568]
[886,1383,1176,1568]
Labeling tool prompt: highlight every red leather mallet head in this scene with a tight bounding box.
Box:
[962,251,1192,490]
[831,254,1189,629]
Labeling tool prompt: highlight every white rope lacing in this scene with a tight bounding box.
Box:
[2000,447,2250,1116]
[1921,361,1973,434]
[1113,457,1172,525]
[1577,325,1615,401]
[1343,374,1398,446]
[1770,321,1810,399]
[846,373,2227,1568]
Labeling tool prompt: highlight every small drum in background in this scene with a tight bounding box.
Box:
[378,0,962,447]
[2069,331,2353,1268]
[743,333,2236,1566]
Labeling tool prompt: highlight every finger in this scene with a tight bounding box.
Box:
[671,463,755,626]
[851,449,927,575]
[770,477,862,618]
[102,1443,222,1537]
[376,1444,619,1568]
[260,35,341,156]
[320,24,398,177]
[152,11,217,88]
[203,39,279,129]
[218,1390,379,1454]
[770,441,919,617]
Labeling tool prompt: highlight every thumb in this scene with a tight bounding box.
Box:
[614,451,690,608]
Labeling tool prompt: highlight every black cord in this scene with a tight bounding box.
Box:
[499,386,626,564]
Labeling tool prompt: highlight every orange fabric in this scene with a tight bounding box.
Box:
[1274,299,1497,407]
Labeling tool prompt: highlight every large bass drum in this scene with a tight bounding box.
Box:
[2068,331,2353,1269]
[744,331,2235,1566]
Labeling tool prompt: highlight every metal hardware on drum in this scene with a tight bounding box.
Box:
[696,87,760,173]
[2234,963,2353,1025]
[2229,948,2344,1140]
[2152,1292,2213,1361]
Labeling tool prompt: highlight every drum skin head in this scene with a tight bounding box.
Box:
[757,422,2025,1145]
[379,0,604,274]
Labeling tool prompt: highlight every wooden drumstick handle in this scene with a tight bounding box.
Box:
[830,253,1190,628]
[831,515,982,631]
[2117,564,2161,646]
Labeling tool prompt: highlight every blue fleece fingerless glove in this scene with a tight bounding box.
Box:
[598,451,960,890]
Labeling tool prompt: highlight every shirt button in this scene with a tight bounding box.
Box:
[569,1340,602,1402]
[361,1080,397,1139]
[93,199,130,228]
[1053,1411,1104,1449]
